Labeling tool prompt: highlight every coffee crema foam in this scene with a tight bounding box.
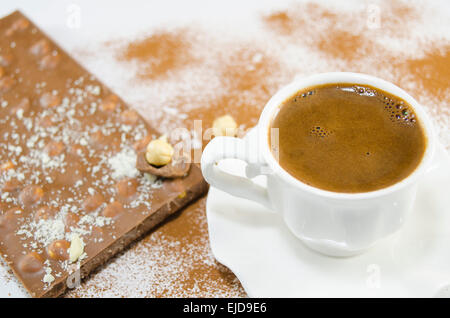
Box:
[270,83,427,193]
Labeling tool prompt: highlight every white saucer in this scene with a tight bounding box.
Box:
[206,129,450,297]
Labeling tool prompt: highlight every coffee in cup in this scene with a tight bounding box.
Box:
[269,83,427,193]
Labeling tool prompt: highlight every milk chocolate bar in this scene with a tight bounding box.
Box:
[0,11,207,297]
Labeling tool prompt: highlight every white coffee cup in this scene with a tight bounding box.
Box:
[201,72,436,257]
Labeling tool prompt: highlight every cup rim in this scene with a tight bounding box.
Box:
[258,72,436,200]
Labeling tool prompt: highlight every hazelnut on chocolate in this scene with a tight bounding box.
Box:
[136,137,191,178]
[47,240,70,261]
[145,136,174,166]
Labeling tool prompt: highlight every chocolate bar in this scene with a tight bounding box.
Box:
[0,11,207,297]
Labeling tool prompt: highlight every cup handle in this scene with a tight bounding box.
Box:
[201,136,273,210]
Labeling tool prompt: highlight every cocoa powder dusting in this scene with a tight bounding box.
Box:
[264,3,372,61]
[187,45,284,131]
[120,29,194,80]
[263,1,423,61]
[262,11,299,35]
[316,30,367,61]
[58,0,449,297]
[381,0,422,36]
[400,45,450,101]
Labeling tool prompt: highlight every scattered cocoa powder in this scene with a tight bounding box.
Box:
[262,11,299,35]
[262,1,423,62]
[399,44,450,101]
[118,30,285,135]
[316,30,367,61]
[120,29,194,80]
[186,45,284,133]
[381,0,422,36]
[263,3,373,61]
